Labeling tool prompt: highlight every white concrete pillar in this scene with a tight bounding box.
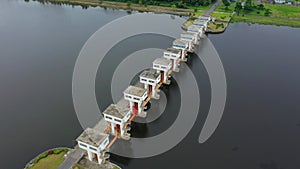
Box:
[188,41,193,51]
[163,71,170,84]
[98,156,103,165]
[164,71,168,81]
[144,84,148,90]
[151,84,160,99]
[129,101,134,114]
[200,31,204,38]
[173,60,180,72]
[87,150,93,161]
[111,123,116,135]
[194,37,198,44]
[181,50,187,62]
[171,59,179,72]
[151,84,155,98]
[138,102,145,117]
[120,123,125,136]
[137,101,142,115]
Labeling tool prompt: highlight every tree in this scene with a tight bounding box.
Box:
[244,0,253,11]
[257,4,265,10]
[222,0,230,10]
[127,1,131,7]
[264,9,272,16]
[235,2,242,15]
[176,1,187,8]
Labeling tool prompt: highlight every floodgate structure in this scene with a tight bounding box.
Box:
[72,15,212,169]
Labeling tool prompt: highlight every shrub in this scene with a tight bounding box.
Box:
[34,152,48,164]
[53,148,68,154]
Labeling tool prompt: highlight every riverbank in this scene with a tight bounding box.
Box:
[25,147,121,169]
[35,0,300,30]
[216,3,300,28]
[25,148,69,169]
[35,0,197,16]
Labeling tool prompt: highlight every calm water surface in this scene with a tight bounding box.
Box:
[0,1,300,169]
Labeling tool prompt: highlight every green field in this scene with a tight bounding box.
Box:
[187,4,213,11]
[265,4,300,19]
[211,12,232,21]
[215,2,236,12]
[232,14,300,27]
[215,2,300,27]
[28,152,66,169]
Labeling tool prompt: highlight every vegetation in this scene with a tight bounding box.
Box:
[73,163,85,169]
[34,0,215,11]
[215,0,300,28]
[27,149,68,169]
[35,0,197,15]
[72,163,120,169]
[232,14,300,27]
[222,0,230,10]
[34,0,300,28]
[264,4,300,19]
[211,12,232,21]
[106,0,217,8]
[208,21,227,32]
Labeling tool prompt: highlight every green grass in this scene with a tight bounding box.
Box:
[28,152,66,169]
[217,3,300,19]
[182,16,197,27]
[208,21,228,32]
[211,12,232,21]
[232,14,300,27]
[73,163,85,169]
[215,3,300,27]
[72,162,120,169]
[187,4,212,11]
[215,2,236,12]
[194,11,205,16]
[265,4,300,19]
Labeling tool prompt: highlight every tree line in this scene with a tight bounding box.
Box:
[222,0,272,16]
[105,0,217,7]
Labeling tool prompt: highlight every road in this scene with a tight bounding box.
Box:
[204,0,222,16]
[57,148,85,169]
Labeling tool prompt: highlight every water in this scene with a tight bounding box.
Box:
[0,1,300,169]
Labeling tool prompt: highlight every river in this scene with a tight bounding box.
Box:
[0,0,299,169]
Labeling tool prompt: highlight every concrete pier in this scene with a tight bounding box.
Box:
[74,14,213,169]
[139,68,161,99]
[163,48,181,72]
[153,57,172,85]
[77,128,110,165]
[124,85,148,118]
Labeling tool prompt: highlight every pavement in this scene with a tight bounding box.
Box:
[57,147,85,169]
[205,0,222,16]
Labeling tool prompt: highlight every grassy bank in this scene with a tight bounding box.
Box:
[232,14,300,27]
[35,0,198,15]
[216,3,300,27]
[34,0,300,28]
[72,164,120,169]
[26,149,68,169]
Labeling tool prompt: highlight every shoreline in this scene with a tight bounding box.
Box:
[24,147,70,169]
[24,146,121,169]
[36,0,196,16]
[35,0,300,28]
